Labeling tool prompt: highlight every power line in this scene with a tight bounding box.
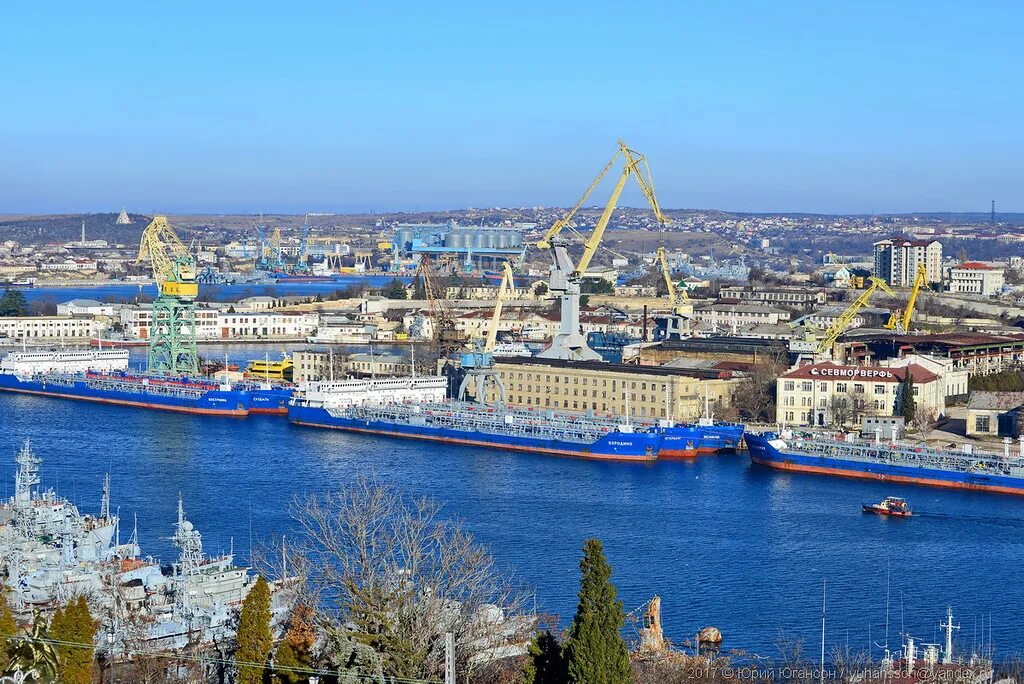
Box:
[1,634,437,684]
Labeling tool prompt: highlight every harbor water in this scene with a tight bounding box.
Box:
[2,392,1022,659]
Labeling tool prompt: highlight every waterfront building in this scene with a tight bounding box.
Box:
[946,262,1005,296]
[0,315,104,341]
[57,298,115,317]
[873,236,943,287]
[775,361,944,427]
[489,356,742,421]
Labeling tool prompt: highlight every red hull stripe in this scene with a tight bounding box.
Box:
[0,387,248,417]
[248,408,288,415]
[658,449,699,460]
[290,421,658,462]
[751,455,1024,496]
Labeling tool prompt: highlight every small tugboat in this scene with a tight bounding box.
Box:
[863,496,912,517]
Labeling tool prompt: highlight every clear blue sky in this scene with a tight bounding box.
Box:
[1,1,1021,214]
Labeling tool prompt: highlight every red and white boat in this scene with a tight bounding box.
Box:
[862,496,912,517]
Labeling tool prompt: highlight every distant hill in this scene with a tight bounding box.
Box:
[0,213,151,244]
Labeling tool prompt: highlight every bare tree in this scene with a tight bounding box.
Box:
[732,352,789,423]
[912,407,938,441]
[828,396,851,428]
[290,477,532,682]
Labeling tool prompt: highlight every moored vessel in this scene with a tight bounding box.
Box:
[746,430,1024,496]
[288,377,662,461]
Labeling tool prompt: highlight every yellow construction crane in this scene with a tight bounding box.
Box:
[137,216,198,298]
[537,140,666,361]
[136,216,199,375]
[484,260,516,353]
[458,260,515,403]
[656,247,691,310]
[816,276,896,355]
[884,264,927,334]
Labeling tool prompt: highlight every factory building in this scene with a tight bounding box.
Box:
[392,223,525,271]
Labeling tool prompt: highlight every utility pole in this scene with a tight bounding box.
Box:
[444,632,455,684]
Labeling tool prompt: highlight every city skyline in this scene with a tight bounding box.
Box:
[2,1,1021,214]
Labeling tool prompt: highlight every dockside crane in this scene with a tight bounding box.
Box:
[537,139,667,361]
[884,264,927,334]
[458,260,515,403]
[416,256,465,359]
[816,276,896,356]
[655,246,693,340]
[137,216,200,376]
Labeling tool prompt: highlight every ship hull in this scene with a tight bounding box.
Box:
[247,387,294,415]
[288,405,659,462]
[747,433,1024,496]
[659,424,745,459]
[0,374,250,416]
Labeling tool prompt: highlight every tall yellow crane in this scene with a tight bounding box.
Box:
[537,139,666,361]
[458,261,515,403]
[816,276,896,355]
[484,260,516,354]
[654,247,693,340]
[137,216,200,375]
[884,264,927,334]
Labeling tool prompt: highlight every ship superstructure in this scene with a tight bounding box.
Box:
[0,348,130,375]
[0,441,289,650]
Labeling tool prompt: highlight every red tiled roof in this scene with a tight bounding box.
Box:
[958,261,992,270]
[781,361,938,383]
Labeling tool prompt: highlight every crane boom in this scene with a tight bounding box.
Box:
[137,216,198,298]
[136,216,199,375]
[656,247,690,310]
[884,264,927,333]
[536,139,666,362]
[817,276,895,355]
[484,261,515,353]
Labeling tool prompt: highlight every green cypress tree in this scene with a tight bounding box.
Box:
[524,629,568,684]
[901,371,917,421]
[50,596,96,684]
[0,289,27,317]
[235,575,273,684]
[563,539,632,684]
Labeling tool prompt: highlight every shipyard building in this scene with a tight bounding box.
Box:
[487,356,742,421]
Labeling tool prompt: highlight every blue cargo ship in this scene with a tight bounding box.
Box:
[0,371,251,416]
[658,422,745,459]
[288,399,661,461]
[245,385,295,415]
[746,431,1024,496]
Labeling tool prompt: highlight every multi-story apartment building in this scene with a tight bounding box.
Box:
[873,237,942,287]
[946,262,1005,296]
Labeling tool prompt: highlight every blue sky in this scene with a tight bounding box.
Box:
[1,1,1021,214]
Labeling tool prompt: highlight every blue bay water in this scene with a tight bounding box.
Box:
[18,277,411,305]
[1,391,1021,660]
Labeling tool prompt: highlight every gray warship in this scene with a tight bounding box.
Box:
[0,440,290,650]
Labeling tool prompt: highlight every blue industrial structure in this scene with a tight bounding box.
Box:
[391,223,525,272]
